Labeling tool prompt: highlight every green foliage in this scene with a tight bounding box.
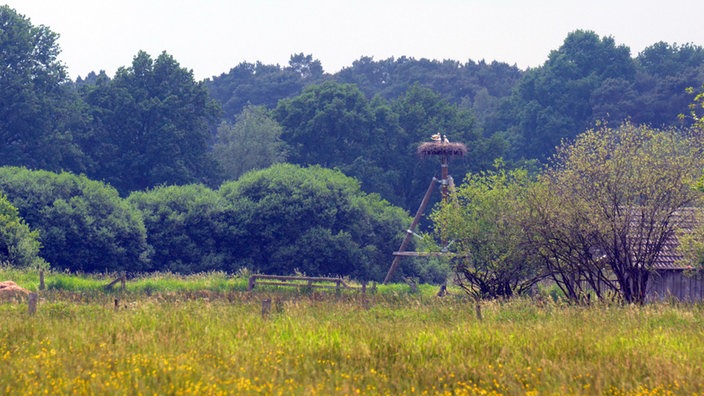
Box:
[274,81,408,207]
[79,50,221,194]
[0,6,86,172]
[633,42,704,128]
[128,185,240,274]
[0,167,150,272]
[432,164,542,298]
[0,193,46,269]
[205,53,323,121]
[637,42,704,77]
[275,81,375,168]
[220,164,411,281]
[211,105,288,181]
[275,81,502,210]
[335,57,523,123]
[685,84,704,131]
[499,30,637,160]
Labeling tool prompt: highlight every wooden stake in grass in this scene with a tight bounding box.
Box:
[28,292,37,316]
[39,270,45,291]
[262,298,271,318]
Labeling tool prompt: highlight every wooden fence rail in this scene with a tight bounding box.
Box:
[104,272,127,291]
[248,275,364,293]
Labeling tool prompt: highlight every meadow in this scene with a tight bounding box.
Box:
[1,268,703,395]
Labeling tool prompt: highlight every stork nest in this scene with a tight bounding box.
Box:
[417,142,468,158]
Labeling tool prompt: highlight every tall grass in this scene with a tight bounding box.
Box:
[1,267,252,294]
[2,283,703,395]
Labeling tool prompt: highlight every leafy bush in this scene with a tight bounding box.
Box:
[0,193,46,268]
[128,185,240,273]
[220,164,414,281]
[0,167,150,272]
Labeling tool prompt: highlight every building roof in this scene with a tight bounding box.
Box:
[651,208,698,271]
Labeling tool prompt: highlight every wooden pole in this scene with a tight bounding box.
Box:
[28,293,38,316]
[248,276,256,292]
[441,155,449,202]
[261,298,271,318]
[384,177,437,284]
[39,270,45,291]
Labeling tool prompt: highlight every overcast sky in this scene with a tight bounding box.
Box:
[7,0,704,81]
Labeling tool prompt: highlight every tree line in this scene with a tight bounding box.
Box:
[4,6,703,207]
[0,164,436,282]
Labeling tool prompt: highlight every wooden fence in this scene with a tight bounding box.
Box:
[248,274,364,293]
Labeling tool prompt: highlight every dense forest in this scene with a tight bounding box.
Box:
[2,5,704,289]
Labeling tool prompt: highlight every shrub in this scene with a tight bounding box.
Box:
[128,184,240,273]
[0,167,150,272]
[219,164,416,281]
[0,193,46,268]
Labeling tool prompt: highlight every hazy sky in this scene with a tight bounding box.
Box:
[7,0,704,81]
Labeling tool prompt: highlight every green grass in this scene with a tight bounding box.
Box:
[2,268,703,395]
[1,266,436,296]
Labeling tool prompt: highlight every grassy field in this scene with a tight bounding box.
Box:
[1,269,703,395]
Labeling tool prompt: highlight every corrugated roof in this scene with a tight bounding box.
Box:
[651,208,698,271]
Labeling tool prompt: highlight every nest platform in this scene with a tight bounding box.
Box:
[417,142,467,158]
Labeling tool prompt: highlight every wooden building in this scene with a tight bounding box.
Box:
[645,209,704,302]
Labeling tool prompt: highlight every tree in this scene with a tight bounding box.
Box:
[275,81,375,168]
[287,53,324,80]
[523,178,615,301]
[0,6,85,171]
[205,54,324,121]
[431,164,543,299]
[219,164,411,281]
[0,167,150,272]
[79,50,220,194]
[128,185,240,273]
[0,193,46,269]
[532,123,704,304]
[498,30,636,160]
[632,42,704,128]
[636,42,704,78]
[274,81,409,202]
[334,56,522,115]
[212,105,288,181]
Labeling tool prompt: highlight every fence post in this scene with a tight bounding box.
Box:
[39,270,45,291]
[261,298,271,318]
[475,301,482,321]
[120,272,126,291]
[248,276,256,292]
[28,293,38,316]
[114,298,119,311]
